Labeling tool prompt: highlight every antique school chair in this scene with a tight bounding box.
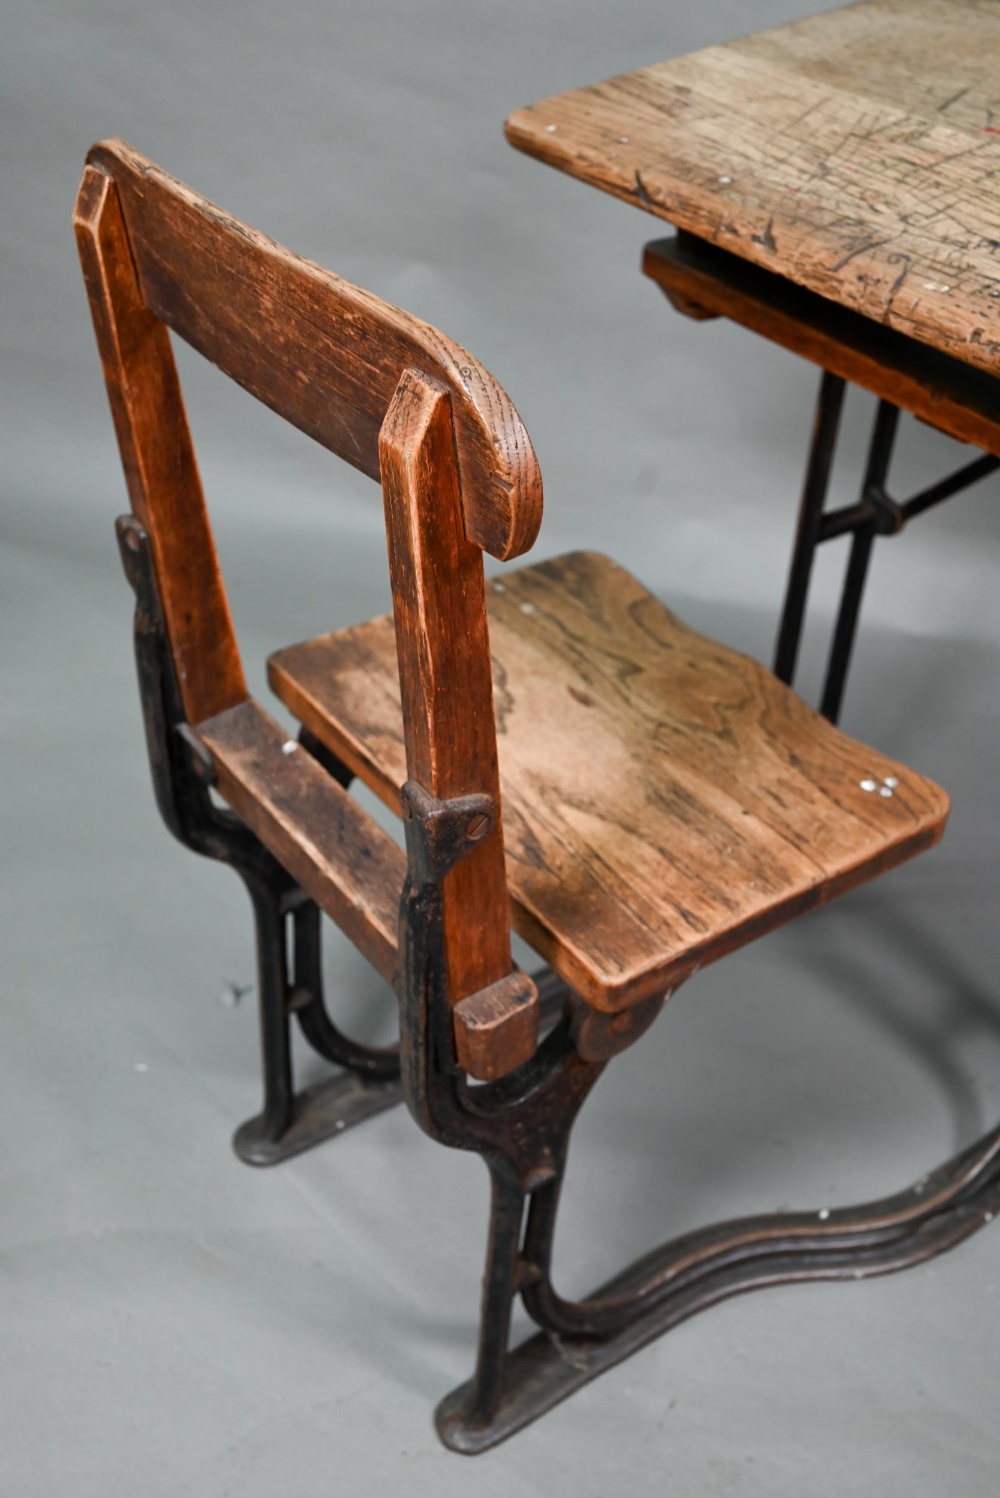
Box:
[75,140,998,1453]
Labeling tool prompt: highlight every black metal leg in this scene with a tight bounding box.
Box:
[466,1167,527,1426]
[819,526,876,723]
[234,877,296,1154]
[773,370,846,685]
[819,400,899,723]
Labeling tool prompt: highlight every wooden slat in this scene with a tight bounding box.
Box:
[196,699,404,986]
[73,166,247,725]
[505,0,1000,375]
[269,551,949,1011]
[644,232,1000,456]
[379,371,536,1076]
[84,139,543,562]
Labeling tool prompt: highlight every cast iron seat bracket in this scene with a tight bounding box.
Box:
[115,514,404,1164]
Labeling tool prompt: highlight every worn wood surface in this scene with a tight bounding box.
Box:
[73,166,247,725]
[506,0,1000,376]
[269,550,949,1011]
[83,139,542,562]
[452,972,540,1082]
[379,370,536,1075]
[644,232,1000,454]
[196,700,404,985]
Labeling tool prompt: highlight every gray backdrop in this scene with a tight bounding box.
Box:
[4,2,1000,1494]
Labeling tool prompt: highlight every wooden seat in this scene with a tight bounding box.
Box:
[269,548,948,1011]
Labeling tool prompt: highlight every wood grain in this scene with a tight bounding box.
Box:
[84,139,542,562]
[379,371,536,1075]
[73,166,247,725]
[505,0,1000,375]
[196,699,404,985]
[643,232,1000,454]
[269,550,950,1011]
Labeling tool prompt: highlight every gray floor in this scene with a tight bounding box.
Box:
[5,0,1000,1492]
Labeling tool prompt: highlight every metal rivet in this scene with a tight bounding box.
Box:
[818,1208,830,1220]
[493,581,506,592]
[282,740,298,756]
[879,785,893,798]
[545,123,557,133]
[520,602,536,615]
[618,135,629,144]
[884,776,898,788]
[718,174,733,184]
[859,778,877,792]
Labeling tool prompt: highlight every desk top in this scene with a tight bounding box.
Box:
[505,0,1000,376]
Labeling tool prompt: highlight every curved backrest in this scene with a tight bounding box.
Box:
[82,140,542,562]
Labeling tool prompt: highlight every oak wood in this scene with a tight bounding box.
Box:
[84,139,542,562]
[195,700,404,985]
[269,550,950,1011]
[73,166,247,724]
[379,371,537,1073]
[643,233,1000,455]
[505,0,1000,376]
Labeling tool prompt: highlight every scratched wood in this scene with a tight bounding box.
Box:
[80,139,542,562]
[196,699,404,985]
[505,0,1000,376]
[269,550,949,1011]
[379,370,538,1075]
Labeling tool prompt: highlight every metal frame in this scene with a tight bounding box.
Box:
[116,514,403,1165]
[118,504,1000,1452]
[773,371,999,722]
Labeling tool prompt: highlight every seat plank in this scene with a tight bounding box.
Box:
[268,552,949,1010]
[195,699,404,986]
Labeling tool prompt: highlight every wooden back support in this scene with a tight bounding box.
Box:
[74,140,542,1077]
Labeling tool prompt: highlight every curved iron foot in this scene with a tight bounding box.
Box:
[437,1121,1000,1452]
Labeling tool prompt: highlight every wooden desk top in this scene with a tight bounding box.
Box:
[505,0,1000,376]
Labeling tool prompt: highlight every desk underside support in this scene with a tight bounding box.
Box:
[644,233,1000,722]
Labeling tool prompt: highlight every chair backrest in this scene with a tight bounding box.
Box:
[74,139,543,1068]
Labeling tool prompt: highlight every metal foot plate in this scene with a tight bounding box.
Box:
[233,1071,403,1166]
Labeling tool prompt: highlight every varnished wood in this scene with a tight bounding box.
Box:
[379,371,537,1073]
[195,700,404,985]
[505,0,1000,376]
[643,233,1000,455]
[73,166,247,725]
[84,140,542,562]
[269,550,949,1011]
